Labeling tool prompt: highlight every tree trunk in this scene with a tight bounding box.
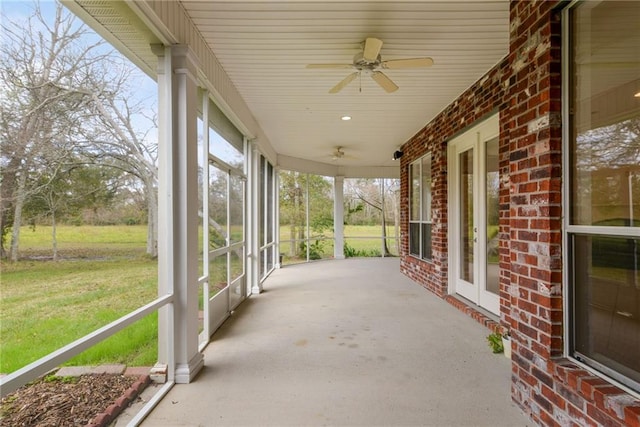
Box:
[145,179,158,258]
[392,190,400,255]
[298,225,305,258]
[9,171,27,262]
[381,182,390,256]
[292,182,301,257]
[0,158,21,259]
[289,225,296,257]
[381,215,391,256]
[51,211,58,261]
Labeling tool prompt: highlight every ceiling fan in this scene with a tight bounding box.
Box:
[330,146,357,161]
[332,146,346,160]
[306,37,434,94]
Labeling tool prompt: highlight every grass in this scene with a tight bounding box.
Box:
[16,224,149,259]
[278,224,399,262]
[1,225,158,373]
[1,223,396,373]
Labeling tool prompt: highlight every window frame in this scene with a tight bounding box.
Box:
[562,0,640,394]
[409,153,432,260]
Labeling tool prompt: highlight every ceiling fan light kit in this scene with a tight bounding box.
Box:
[307,37,433,93]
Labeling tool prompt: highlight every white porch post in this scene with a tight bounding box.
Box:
[249,142,263,294]
[274,167,281,268]
[334,176,345,259]
[154,44,204,384]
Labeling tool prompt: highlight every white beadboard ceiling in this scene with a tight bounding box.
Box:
[69,0,510,172]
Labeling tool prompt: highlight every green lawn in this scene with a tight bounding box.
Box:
[278,224,399,262]
[16,224,149,259]
[0,225,158,373]
[0,223,397,373]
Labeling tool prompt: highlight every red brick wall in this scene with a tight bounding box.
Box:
[399,57,510,298]
[399,1,640,426]
[507,2,638,426]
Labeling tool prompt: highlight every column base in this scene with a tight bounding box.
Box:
[174,352,204,384]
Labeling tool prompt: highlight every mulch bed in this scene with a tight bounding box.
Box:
[1,373,147,426]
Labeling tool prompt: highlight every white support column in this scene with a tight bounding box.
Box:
[154,44,204,384]
[274,167,281,269]
[250,142,263,294]
[201,90,210,342]
[334,176,345,259]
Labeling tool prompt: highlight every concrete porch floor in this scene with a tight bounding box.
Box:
[141,258,530,426]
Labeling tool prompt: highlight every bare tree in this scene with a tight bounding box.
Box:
[345,178,400,256]
[1,1,159,259]
[77,68,159,257]
[0,2,110,260]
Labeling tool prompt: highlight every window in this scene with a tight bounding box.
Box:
[409,154,432,260]
[565,1,640,392]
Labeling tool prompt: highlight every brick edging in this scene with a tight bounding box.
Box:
[86,374,151,427]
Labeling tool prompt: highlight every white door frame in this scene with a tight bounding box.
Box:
[448,114,500,315]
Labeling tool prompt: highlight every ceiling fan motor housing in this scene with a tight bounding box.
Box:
[306,38,433,93]
[353,52,381,70]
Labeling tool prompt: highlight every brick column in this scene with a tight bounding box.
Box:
[506,1,564,420]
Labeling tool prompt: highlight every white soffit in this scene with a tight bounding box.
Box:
[68,0,509,173]
[180,1,509,170]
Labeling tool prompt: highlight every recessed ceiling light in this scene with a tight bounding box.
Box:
[341,115,352,121]
[635,91,640,98]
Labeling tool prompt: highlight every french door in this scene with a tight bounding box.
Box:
[448,115,500,315]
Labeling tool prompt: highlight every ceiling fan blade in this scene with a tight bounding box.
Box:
[306,64,354,69]
[363,37,383,62]
[371,71,399,93]
[382,57,434,69]
[329,72,359,93]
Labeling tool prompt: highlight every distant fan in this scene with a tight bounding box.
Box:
[306,37,434,93]
[332,146,346,160]
[329,146,358,162]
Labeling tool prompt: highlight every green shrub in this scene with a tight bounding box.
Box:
[486,332,504,353]
[300,238,325,260]
[343,241,381,258]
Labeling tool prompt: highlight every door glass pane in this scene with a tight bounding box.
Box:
[486,138,500,295]
[460,149,474,284]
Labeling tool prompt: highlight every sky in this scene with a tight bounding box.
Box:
[1,0,243,167]
[1,0,158,143]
